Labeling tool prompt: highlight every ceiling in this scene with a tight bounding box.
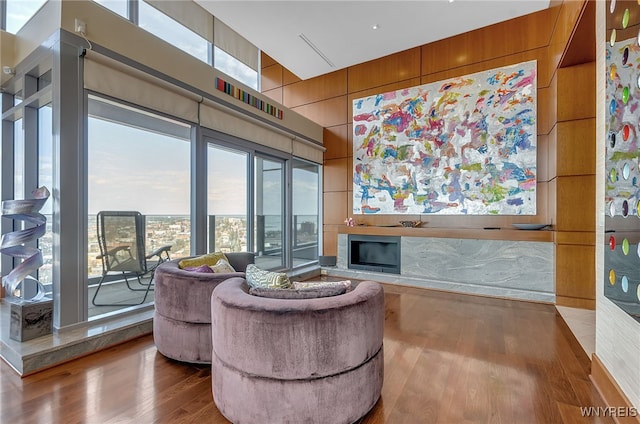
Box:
[196,1,551,80]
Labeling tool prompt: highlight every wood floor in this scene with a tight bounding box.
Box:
[0,283,612,424]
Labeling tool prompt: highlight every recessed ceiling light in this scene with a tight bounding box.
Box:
[372,24,380,30]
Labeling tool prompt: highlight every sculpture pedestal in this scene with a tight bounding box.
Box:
[10,298,53,342]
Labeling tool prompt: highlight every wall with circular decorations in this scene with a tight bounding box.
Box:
[605,0,640,321]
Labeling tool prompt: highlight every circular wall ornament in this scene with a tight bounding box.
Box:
[623,124,631,141]
[623,86,630,103]
[623,47,630,65]
[623,162,631,179]
[623,199,629,217]
[610,98,617,115]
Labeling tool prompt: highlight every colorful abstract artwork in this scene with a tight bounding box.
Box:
[604,33,640,322]
[352,61,537,215]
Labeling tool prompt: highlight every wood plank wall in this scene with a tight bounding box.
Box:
[261,0,594,306]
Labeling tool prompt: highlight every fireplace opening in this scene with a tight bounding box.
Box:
[348,235,401,274]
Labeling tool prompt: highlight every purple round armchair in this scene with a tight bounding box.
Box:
[153,252,254,363]
[210,277,385,424]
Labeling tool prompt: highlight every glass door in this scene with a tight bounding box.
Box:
[254,156,285,269]
[207,143,249,253]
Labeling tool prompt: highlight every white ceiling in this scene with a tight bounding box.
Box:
[196,1,551,80]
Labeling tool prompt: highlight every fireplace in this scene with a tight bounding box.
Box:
[348,235,401,274]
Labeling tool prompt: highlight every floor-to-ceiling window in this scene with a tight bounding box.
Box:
[292,159,319,268]
[207,143,249,253]
[87,94,191,316]
[3,0,47,33]
[37,103,53,295]
[255,156,285,269]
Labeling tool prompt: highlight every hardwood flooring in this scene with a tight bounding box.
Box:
[0,283,612,423]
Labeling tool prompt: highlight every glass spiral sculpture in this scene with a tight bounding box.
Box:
[0,186,50,301]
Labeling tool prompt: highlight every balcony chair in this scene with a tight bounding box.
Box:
[92,210,172,306]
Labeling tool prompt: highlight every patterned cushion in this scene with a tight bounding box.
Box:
[249,284,346,299]
[293,280,352,291]
[210,258,236,274]
[178,252,228,269]
[245,264,291,289]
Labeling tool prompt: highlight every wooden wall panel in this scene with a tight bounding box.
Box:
[548,177,557,228]
[557,62,596,122]
[550,0,589,70]
[323,192,348,226]
[323,125,348,160]
[262,87,282,104]
[560,0,595,67]
[556,243,595,304]
[261,64,282,92]
[283,69,347,108]
[347,47,421,93]
[322,227,339,256]
[537,181,550,226]
[555,175,595,231]
[421,7,560,76]
[291,96,348,128]
[261,52,277,68]
[422,48,553,89]
[283,68,301,85]
[540,132,552,183]
[556,118,596,176]
[538,85,557,137]
[324,158,348,192]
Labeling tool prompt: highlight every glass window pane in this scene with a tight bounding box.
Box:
[292,159,319,267]
[255,156,283,269]
[14,91,23,107]
[93,0,129,19]
[14,119,24,198]
[38,104,53,293]
[214,46,258,90]
[38,70,52,91]
[207,144,248,253]
[5,0,46,34]
[139,0,209,64]
[87,95,191,315]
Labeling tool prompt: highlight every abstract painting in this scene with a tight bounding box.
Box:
[604,35,640,321]
[352,60,537,215]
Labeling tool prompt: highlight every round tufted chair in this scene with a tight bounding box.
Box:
[153,252,254,363]
[210,277,385,424]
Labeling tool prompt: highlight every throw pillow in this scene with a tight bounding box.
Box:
[183,264,215,273]
[178,252,228,269]
[249,284,346,299]
[210,258,236,273]
[245,264,291,289]
[293,280,352,291]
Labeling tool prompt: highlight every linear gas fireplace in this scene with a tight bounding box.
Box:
[348,235,401,274]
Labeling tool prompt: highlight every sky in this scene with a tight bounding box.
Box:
[10,1,317,217]
[88,116,319,216]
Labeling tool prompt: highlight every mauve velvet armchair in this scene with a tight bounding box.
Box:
[210,277,385,424]
[153,252,254,363]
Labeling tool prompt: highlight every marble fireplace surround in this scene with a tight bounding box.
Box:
[327,231,555,303]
